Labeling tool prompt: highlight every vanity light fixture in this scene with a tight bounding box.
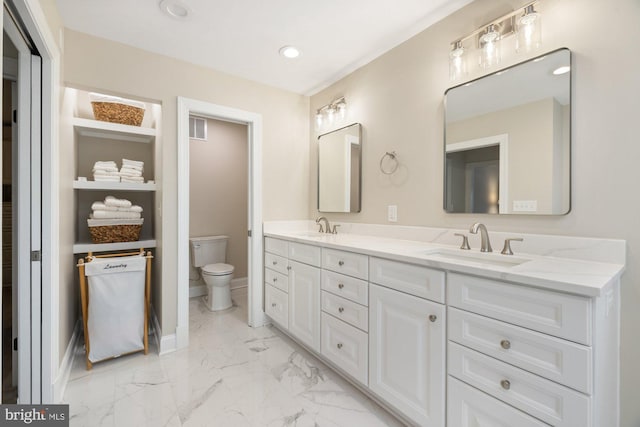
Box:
[315,97,347,132]
[449,0,542,80]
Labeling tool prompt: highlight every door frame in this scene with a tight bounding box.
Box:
[3,0,60,403]
[176,97,264,350]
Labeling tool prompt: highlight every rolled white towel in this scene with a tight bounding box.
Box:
[128,205,143,213]
[104,196,132,208]
[90,202,119,211]
[93,176,121,182]
[122,158,144,168]
[121,176,145,183]
[90,210,141,220]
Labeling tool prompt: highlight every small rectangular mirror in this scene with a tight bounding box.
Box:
[444,48,571,215]
[318,123,362,213]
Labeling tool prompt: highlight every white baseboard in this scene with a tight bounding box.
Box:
[189,277,247,299]
[151,305,177,355]
[53,318,82,402]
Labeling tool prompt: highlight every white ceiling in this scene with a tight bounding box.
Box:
[55,0,473,95]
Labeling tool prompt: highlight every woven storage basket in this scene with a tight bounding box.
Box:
[88,219,143,244]
[89,93,145,126]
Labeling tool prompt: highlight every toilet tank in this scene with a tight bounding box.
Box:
[189,235,228,267]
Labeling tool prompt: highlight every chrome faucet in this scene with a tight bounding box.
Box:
[470,222,492,252]
[316,216,331,233]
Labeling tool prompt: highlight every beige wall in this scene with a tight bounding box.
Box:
[310,0,640,424]
[61,29,310,344]
[189,118,248,279]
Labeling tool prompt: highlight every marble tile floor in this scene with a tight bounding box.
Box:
[63,288,404,427]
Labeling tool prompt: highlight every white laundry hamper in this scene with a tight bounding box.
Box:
[77,250,153,369]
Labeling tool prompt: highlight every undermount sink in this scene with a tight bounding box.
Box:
[291,231,328,238]
[424,248,531,268]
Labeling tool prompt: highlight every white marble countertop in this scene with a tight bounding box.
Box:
[263,228,625,298]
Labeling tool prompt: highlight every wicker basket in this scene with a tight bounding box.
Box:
[89,93,146,127]
[88,219,143,244]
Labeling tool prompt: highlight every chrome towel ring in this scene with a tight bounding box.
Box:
[380,151,399,175]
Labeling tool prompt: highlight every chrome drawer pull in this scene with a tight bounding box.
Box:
[338,307,344,313]
[338,283,344,289]
[500,339,511,350]
[500,379,511,390]
[273,278,277,282]
[272,261,277,265]
[271,303,276,308]
[287,266,291,270]
[429,315,437,322]
[337,343,343,349]
[338,260,345,266]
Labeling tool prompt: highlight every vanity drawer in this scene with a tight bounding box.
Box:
[322,248,368,280]
[264,268,288,293]
[265,284,288,328]
[264,252,289,276]
[369,257,445,303]
[449,308,592,393]
[265,237,288,257]
[448,377,551,427]
[288,242,321,267]
[448,342,590,427]
[447,273,591,345]
[321,291,368,332]
[321,270,368,306]
[321,312,368,386]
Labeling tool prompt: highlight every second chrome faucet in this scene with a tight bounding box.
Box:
[469,222,492,252]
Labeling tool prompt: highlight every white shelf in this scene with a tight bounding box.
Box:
[72,117,156,143]
[73,180,156,191]
[73,239,157,254]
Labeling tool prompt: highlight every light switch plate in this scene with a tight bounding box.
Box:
[388,205,398,222]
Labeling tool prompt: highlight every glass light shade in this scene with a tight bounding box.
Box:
[516,6,541,53]
[315,111,323,131]
[326,106,336,125]
[479,25,501,69]
[449,42,467,81]
[337,102,347,120]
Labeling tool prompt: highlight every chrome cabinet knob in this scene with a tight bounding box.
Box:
[338,307,344,313]
[338,260,344,266]
[287,266,291,270]
[337,343,343,349]
[272,260,277,265]
[338,283,344,289]
[500,379,511,390]
[500,339,511,350]
[429,315,437,322]
[273,277,277,282]
[271,303,276,307]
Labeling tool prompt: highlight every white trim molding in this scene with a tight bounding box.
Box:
[151,305,176,355]
[189,277,249,298]
[53,319,81,403]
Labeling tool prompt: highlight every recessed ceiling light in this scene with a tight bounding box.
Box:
[159,0,192,20]
[279,46,300,59]
[553,66,570,75]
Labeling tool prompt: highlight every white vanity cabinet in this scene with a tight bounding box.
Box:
[369,258,446,427]
[264,238,289,329]
[447,272,619,427]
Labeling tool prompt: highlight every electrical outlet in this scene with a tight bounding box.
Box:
[388,205,398,222]
[513,200,538,212]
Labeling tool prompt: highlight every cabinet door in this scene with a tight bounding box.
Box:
[288,260,321,352]
[369,284,445,427]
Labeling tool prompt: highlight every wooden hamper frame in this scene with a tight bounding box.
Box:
[76,249,153,370]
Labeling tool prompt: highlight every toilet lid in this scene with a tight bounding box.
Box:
[202,263,234,275]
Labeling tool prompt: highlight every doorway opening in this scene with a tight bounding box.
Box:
[187,117,249,309]
[175,98,264,352]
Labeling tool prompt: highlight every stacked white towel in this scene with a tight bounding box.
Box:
[120,159,144,183]
[93,161,120,182]
[90,196,143,220]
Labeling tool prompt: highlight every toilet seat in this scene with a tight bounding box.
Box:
[202,263,234,276]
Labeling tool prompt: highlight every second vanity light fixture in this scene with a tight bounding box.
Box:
[315,97,347,131]
[450,1,542,80]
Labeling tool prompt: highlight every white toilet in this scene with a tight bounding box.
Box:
[189,235,234,311]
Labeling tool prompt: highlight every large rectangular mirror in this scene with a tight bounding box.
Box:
[444,48,571,215]
[318,123,362,213]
